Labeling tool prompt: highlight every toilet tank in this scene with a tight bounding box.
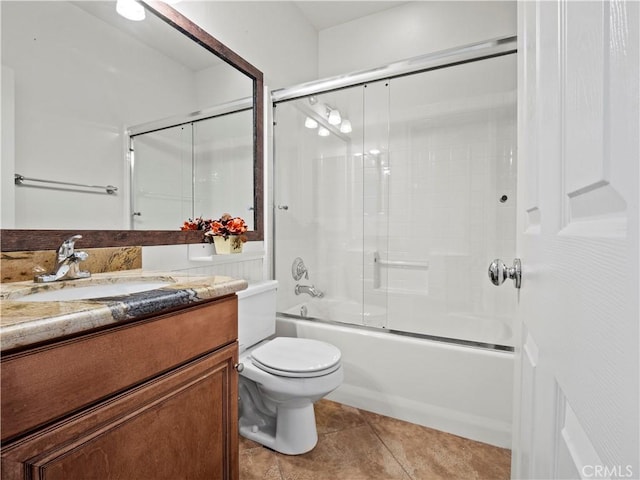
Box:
[236,280,278,353]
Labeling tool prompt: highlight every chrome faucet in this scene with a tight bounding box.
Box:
[295,284,324,298]
[35,234,91,283]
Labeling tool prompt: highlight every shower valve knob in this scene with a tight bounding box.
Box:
[488,258,521,289]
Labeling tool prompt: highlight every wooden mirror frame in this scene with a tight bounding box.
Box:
[1,1,264,252]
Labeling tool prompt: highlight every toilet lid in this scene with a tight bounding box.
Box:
[251,338,342,378]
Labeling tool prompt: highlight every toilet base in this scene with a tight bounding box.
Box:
[239,402,318,455]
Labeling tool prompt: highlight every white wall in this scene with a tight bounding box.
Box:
[318,1,516,77]
[1,66,15,228]
[195,62,253,106]
[173,1,319,90]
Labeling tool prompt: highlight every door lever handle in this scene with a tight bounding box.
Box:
[488,258,521,289]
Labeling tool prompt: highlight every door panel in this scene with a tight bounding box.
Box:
[513,1,639,478]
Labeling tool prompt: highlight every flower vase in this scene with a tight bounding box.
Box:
[213,235,243,254]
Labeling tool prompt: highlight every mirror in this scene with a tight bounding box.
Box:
[1,0,264,251]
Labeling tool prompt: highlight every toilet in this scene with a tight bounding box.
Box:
[236,280,343,455]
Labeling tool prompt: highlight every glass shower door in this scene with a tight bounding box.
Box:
[273,86,374,325]
[381,54,517,346]
[130,124,193,229]
[274,51,517,348]
[192,110,254,226]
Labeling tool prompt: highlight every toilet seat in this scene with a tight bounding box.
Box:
[250,337,342,378]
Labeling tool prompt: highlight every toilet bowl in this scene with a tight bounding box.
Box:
[237,281,343,455]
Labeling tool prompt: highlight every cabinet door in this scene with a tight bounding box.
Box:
[1,344,239,480]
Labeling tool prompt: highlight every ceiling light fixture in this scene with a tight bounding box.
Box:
[328,108,342,125]
[116,0,146,21]
[340,119,352,133]
[304,117,318,129]
[318,127,330,137]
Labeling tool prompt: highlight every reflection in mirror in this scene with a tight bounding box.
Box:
[130,107,254,230]
[1,0,264,250]
[192,109,254,229]
[131,123,194,229]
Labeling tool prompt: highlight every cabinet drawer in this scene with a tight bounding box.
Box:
[1,295,237,441]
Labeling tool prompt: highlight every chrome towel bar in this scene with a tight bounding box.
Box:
[373,251,429,290]
[373,251,429,269]
[14,174,118,194]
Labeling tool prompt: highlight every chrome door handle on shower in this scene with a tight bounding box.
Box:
[488,258,521,289]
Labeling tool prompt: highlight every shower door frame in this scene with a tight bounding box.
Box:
[271,36,516,103]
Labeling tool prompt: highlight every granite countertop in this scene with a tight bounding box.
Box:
[0,270,247,352]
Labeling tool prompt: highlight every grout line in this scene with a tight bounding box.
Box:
[357,408,416,480]
[273,454,285,480]
[370,423,416,480]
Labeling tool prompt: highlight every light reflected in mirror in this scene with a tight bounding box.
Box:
[1,0,264,250]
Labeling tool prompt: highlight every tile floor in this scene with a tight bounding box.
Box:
[239,399,511,480]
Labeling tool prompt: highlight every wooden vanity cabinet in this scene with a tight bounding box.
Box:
[1,295,240,480]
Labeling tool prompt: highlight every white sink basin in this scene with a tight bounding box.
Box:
[16,281,171,302]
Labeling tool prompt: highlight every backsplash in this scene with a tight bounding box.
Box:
[142,243,267,285]
[1,247,142,283]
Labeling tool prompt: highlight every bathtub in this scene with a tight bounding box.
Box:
[283,297,514,348]
[276,301,513,448]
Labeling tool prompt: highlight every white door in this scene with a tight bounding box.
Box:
[512,1,639,479]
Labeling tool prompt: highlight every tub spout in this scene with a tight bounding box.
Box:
[295,284,324,298]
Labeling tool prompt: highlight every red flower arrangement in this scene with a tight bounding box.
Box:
[204,213,248,243]
[181,213,248,244]
[180,217,212,231]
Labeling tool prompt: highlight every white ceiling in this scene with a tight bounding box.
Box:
[294,1,409,30]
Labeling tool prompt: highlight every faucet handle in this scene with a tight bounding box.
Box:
[292,257,309,281]
[64,234,83,244]
[74,251,89,261]
[58,234,83,260]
